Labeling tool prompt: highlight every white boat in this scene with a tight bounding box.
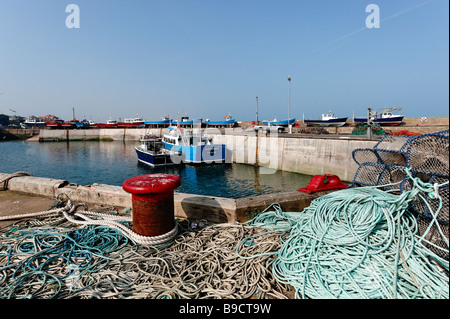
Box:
[117,114,145,127]
[354,108,404,126]
[162,126,226,164]
[24,117,46,127]
[304,112,348,127]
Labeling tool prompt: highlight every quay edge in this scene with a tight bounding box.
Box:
[0,173,334,224]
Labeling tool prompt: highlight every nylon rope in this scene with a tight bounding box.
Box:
[241,168,449,299]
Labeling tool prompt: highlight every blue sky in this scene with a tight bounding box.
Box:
[0,0,448,122]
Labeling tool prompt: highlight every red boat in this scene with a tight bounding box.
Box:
[45,119,64,128]
[92,119,118,128]
[60,120,78,128]
[117,115,145,128]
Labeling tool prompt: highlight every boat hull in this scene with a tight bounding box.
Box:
[163,143,226,164]
[304,117,348,127]
[262,118,296,126]
[135,147,175,166]
[117,122,145,128]
[354,116,404,126]
[204,120,236,127]
[92,123,118,128]
[144,120,171,127]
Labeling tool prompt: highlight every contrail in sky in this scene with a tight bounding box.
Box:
[322,0,437,50]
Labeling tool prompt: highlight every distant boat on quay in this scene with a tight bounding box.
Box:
[204,115,235,127]
[353,108,404,126]
[304,112,348,127]
[45,119,65,128]
[93,119,118,128]
[162,126,226,164]
[117,114,145,128]
[178,116,203,127]
[144,116,172,127]
[135,133,176,166]
[24,117,46,127]
[262,118,296,126]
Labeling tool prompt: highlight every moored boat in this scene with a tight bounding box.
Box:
[135,133,176,166]
[162,126,226,164]
[304,112,348,127]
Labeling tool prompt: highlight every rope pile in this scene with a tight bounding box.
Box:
[352,130,449,260]
[0,209,289,299]
[244,174,449,299]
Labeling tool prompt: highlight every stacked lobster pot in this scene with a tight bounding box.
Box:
[352,130,449,261]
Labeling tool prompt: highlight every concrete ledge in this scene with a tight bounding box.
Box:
[235,190,335,222]
[175,193,237,223]
[1,173,68,197]
[1,173,327,224]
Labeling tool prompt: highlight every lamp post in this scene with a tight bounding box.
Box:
[287,76,291,134]
[256,96,259,125]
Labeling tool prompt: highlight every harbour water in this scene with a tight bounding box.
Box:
[0,140,313,199]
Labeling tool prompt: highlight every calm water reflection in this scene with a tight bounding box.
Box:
[1,140,312,198]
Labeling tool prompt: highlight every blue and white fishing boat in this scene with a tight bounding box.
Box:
[204,114,236,127]
[162,126,226,164]
[144,116,172,127]
[262,118,296,126]
[135,133,176,166]
[354,108,404,126]
[178,116,203,127]
[304,112,348,127]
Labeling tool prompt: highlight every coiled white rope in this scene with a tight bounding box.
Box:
[0,200,178,247]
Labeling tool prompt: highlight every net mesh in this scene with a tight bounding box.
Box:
[351,130,449,261]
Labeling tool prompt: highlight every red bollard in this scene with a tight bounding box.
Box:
[122,174,181,237]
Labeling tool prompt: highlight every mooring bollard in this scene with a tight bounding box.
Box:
[122,174,181,237]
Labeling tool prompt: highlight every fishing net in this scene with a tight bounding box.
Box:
[407,132,449,177]
[352,130,449,261]
[373,135,413,166]
[352,148,381,165]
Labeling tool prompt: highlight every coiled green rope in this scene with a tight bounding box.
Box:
[243,170,449,299]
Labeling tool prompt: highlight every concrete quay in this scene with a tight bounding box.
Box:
[0,172,333,226]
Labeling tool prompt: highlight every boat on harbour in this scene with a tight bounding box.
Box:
[135,133,176,166]
[178,116,203,127]
[204,114,236,127]
[60,120,78,129]
[45,119,65,128]
[117,114,145,128]
[93,119,118,128]
[304,112,348,127]
[24,117,46,127]
[144,116,172,127]
[162,126,226,164]
[353,108,404,126]
[262,118,296,126]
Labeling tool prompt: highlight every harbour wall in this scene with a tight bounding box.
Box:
[39,127,379,181]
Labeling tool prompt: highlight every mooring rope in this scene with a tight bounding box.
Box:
[0,216,289,299]
[242,169,449,299]
[0,200,178,247]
